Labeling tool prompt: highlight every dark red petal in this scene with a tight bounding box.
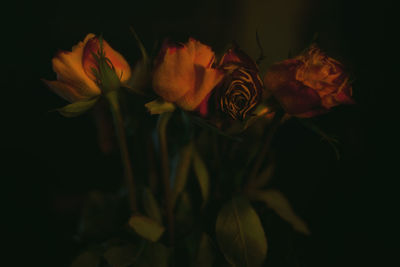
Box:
[195,91,212,117]
[335,85,355,104]
[264,60,324,115]
[274,82,322,115]
[153,39,183,68]
[264,60,301,92]
[220,44,258,70]
[296,108,328,118]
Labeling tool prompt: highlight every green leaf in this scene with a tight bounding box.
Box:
[251,189,310,235]
[192,147,209,207]
[171,142,194,207]
[216,196,267,267]
[129,215,165,242]
[247,161,275,190]
[56,97,99,117]
[175,229,200,263]
[135,242,169,267]
[104,243,144,267]
[145,98,176,115]
[124,26,151,94]
[142,188,163,224]
[129,26,149,63]
[194,233,215,267]
[125,59,151,94]
[175,192,194,235]
[70,251,101,267]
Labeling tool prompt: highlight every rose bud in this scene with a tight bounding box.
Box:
[43,34,131,102]
[264,44,354,117]
[215,45,264,120]
[152,38,224,112]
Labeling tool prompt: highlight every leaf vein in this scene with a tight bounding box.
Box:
[232,198,249,266]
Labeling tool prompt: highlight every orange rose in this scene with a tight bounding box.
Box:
[152,38,224,111]
[43,33,131,103]
[264,44,354,117]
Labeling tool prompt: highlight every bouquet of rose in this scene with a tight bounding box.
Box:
[43,31,353,267]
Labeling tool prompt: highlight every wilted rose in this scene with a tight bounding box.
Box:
[264,44,354,117]
[152,38,224,111]
[43,33,131,102]
[216,45,263,120]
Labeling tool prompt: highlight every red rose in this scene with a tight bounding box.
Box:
[264,44,354,117]
[216,45,264,120]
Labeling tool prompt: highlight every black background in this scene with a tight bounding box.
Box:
[4,0,390,266]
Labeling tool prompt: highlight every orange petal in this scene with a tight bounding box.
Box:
[186,38,215,68]
[52,33,101,97]
[152,46,196,102]
[42,79,95,103]
[82,37,132,84]
[176,66,224,110]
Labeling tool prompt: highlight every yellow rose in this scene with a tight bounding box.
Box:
[152,38,224,111]
[43,33,131,102]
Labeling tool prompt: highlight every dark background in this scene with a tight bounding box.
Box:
[4,0,390,266]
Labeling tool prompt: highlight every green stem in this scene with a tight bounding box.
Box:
[246,111,284,190]
[106,91,137,212]
[147,137,158,194]
[157,112,174,244]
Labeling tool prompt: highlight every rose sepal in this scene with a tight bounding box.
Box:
[55,96,100,117]
[90,36,122,94]
[124,27,152,94]
[123,60,151,95]
[145,98,176,115]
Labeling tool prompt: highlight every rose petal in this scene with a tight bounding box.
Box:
[218,67,263,120]
[322,84,354,108]
[153,39,179,68]
[220,44,258,70]
[196,91,212,117]
[82,37,132,84]
[275,82,322,115]
[152,45,196,102]
[264,59,301,91]
[335,84,355,104]
[265,59,324,115]
[186,38,215,68]
[42,79,93,103]
[52,33,101,98]
[176,66,224,110]
[296,108,328,118]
